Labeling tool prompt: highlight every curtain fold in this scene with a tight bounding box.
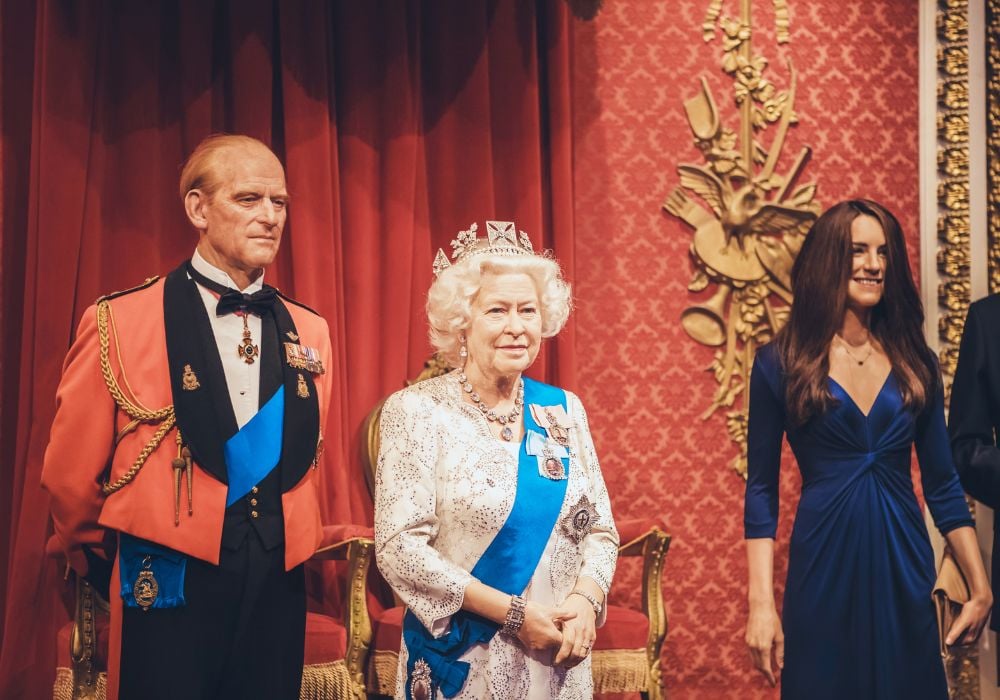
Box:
[0,1,576,696]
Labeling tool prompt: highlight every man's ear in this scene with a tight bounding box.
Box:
[184,190,210,231]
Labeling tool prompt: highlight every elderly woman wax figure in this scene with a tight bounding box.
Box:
[374,221,619,700]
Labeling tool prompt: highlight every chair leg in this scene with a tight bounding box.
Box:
[70,577,102,700]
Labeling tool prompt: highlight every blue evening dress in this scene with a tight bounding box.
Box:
[744,343,972,700]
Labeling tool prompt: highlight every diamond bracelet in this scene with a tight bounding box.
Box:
[501,594,527,636]
[569,589,603,616]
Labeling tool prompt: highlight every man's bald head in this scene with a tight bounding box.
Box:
[181,135,289,289]
[179,134,282,201]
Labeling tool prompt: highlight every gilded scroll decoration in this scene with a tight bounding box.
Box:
[663,0,819,477]
[988,0,1000,294]
[936,0,971,390]
[937,3,978,697]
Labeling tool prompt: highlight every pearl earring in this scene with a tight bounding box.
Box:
[459,334,468,359]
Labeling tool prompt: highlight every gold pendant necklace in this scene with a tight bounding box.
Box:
[238,313,259,365]
[835,334,873,366]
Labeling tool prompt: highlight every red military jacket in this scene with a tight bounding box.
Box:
[41,268,333,575]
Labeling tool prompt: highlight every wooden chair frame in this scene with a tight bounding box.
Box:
[593,525,672,699]
[51,534,375,700]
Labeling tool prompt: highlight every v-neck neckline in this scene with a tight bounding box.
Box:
[828,373,893,419]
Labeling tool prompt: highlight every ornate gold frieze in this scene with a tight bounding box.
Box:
[989,0,1000,293]
[936,2,978,697]
[664,0,819,477]
[936,0,970,401]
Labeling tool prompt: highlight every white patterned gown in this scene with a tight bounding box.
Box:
[374,372,619,700]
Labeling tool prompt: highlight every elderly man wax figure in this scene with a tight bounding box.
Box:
[950,294,1000,632]
[41,134,333,700]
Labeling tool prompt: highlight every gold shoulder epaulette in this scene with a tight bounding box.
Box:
[275,289,320,316]
[96,276,160,304]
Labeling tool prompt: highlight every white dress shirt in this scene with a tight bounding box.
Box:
[189,249,263,429]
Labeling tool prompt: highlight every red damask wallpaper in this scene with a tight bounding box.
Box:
[571,2,920,697]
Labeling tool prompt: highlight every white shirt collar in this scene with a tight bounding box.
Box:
[191,249,265,294]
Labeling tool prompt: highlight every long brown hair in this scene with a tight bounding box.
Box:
[774,199,937,426]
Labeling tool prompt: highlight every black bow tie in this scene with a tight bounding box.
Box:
[186,261,277,316]
[216,287,277,316]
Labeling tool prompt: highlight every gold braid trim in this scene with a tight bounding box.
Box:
[299,661,361,700]
[591,648,651,693]
[367,649,399,695]
[96,300,176,495]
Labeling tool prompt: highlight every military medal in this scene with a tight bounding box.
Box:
[530,404,572,447]
[560,494,599,543]
[133,556,159,611]
[284,342,326,375]
[238,313,259,365]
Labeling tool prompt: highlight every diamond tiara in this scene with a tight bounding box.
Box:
[432,221,538,277]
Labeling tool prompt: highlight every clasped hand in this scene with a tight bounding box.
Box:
[516,597,597,668]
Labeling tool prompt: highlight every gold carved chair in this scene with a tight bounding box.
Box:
[48,525,375,700]
[362,357,673,699]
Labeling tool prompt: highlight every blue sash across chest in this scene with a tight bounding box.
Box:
[224,385,285,506]
[401,376,570,698]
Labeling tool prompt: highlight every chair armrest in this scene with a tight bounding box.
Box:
[312,524,375,561]
[310,524,375,689]
[47,534,108,695]
[617,517,669,556]
[614,518,672,682]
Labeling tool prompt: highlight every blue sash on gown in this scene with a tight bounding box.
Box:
[401,376,570,699]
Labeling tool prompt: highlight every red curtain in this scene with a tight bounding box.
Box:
[0,1,577,696]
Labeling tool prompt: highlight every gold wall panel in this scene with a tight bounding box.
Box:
[937,2,978,697]
[936,0,971,396]
[664,0,819,477]
[989,0,1000,293]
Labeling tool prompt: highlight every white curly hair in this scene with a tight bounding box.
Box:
[427,254,572,368]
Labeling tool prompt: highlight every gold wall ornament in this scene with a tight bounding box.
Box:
[989,0,1000,294]
[936,3,979,697]
[936,0,971,399]
[664,0,819,477]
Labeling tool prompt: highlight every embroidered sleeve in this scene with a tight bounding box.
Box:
[568,392,619,597]
[374,389,476,636]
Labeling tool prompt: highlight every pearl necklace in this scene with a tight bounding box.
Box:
[835,334,874,366]
[457,371,524,441]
